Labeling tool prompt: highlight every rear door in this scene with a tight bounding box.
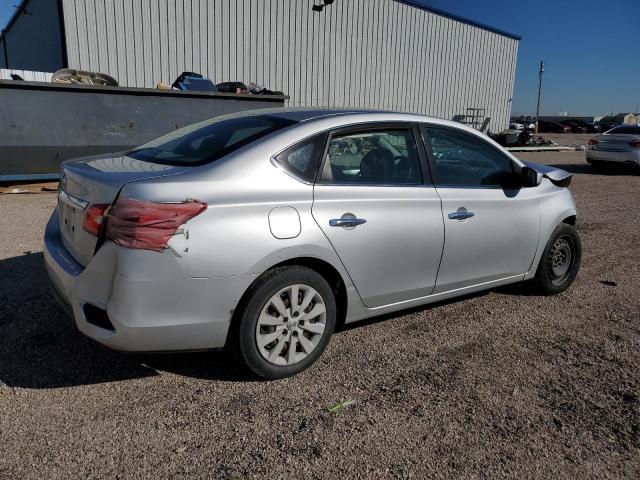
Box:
[311,123,444,308]
[421,125,540,293]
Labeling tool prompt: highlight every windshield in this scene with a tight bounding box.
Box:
[128,114,296,165]
[606,125,640,135]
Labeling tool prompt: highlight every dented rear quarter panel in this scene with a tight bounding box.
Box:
[120,147,346,280]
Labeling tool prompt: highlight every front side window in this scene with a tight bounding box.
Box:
[322,129,422,185]
[128,114,295,166]
[425,127,515,188]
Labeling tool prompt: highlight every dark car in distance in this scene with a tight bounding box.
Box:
[559,120,587,134]
[568,119,602,134]
[537,120,571,133]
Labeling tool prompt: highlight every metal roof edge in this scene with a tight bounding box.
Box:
[0,0,29,38]
[394,0,522,41]
[1,1,521,43]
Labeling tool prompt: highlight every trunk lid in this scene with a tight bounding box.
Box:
[58,153,188,266]
[592,134,640,152]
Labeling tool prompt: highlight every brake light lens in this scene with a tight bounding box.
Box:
[105,198,207,252]
[629,141,640,148]
[82,204,110,236]
[588,139,599,145]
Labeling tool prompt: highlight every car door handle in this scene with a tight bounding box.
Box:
[329,217,367,227]
[448,209,475,220]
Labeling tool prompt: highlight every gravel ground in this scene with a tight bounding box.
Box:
[537,133,594,146]
[0,151,638,479]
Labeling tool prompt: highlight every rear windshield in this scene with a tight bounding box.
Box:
[128,114,295,165]
[607,125,640,135]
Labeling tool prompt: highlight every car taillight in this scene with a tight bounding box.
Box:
[82,204,110,236]
[588,139,598,145]
[105,198,207,252]
[629,141,640,148]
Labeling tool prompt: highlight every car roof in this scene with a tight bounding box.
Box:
[241,106,492,135]
[214,107,518,157]
[252,106,451,125]
[266,107,380,122]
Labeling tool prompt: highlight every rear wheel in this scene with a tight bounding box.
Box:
[532,223,581,295]
[232,266,336,379]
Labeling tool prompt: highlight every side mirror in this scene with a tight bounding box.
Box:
[521,166,542,187]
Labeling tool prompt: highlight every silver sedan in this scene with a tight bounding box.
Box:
[586,124,640,169]
[45,109,582,379]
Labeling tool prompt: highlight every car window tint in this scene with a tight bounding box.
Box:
[607,125,640,135]
[275,133,326,182]
[323,129,422,185]
[128,114,295,166]
[425,127,514,188]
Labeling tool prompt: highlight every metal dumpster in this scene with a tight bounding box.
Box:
[0,80,287,181]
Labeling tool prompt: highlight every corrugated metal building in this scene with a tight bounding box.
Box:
[1,0,520,131]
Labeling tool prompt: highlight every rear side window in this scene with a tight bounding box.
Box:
[274,133,327,182]
[321,129,422,185]
[607,125,640,135]
[128,114,295,166]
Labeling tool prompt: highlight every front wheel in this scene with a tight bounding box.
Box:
[532,223,582,295]
[231,266,336,380]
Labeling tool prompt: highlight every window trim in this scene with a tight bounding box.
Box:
[316,122,432,187]
[419,123,518,190]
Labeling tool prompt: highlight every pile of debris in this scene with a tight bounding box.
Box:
[489,130,558,148]
[160,71,284,96]
[5,68,285,96]
[0,182,58,194]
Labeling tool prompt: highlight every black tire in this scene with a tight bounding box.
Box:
[231,266,336,380]
[532,223,581,295]
[590,160,605,172]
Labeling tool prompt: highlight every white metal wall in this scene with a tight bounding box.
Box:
[61,0,518,131]
[0,68,53,82]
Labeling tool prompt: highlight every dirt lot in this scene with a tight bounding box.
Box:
[0,151,638,479]
[537,133,594,146]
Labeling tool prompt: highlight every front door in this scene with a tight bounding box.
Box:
[422,125,541,293]
[312,124,444,308]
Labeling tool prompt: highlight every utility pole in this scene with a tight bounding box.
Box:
[535,61,544,134]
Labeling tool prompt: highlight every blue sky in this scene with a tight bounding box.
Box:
[412,0,640,116]
[2,1,638,116]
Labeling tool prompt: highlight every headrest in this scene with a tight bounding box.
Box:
[360,148,394,183]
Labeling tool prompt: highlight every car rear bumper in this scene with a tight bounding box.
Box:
[44,208,256,352]
[586,149,640,166]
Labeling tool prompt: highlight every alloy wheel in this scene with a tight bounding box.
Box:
[255,284,327,366]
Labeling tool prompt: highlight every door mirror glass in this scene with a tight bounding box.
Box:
[520,166,542,187]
